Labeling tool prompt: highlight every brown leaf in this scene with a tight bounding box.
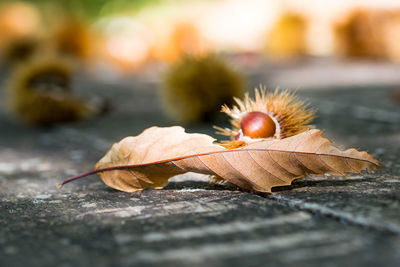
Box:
[91,126,380,193]
[94,126,224,191]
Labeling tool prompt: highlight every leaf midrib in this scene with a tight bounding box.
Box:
[96,148,380,172]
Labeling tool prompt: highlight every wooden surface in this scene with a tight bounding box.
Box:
[1,59,400,267]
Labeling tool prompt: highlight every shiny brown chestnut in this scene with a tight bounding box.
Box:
[240,111,276,138]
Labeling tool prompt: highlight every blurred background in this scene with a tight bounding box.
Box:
[0,0,400,134]
[2,2,400,266]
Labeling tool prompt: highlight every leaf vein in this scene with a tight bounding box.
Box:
[247,151,289,184]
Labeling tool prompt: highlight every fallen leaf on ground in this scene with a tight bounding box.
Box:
[60,126,380,193]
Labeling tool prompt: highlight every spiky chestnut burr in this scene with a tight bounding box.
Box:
[215,87,315,147]
[162,54,245,123]
[265,12,307,59]
[5,54,108,126]
[334,9,386,59]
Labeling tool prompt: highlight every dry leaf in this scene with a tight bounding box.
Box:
[94,126,224,191]
[61,126,380,193]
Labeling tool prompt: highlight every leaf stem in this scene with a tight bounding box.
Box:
[57,165,134,189]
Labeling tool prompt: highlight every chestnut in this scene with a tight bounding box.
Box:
[240,111,276,138]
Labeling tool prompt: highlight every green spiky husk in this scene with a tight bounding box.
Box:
[162,54,245,123]
[6,55,91,126]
